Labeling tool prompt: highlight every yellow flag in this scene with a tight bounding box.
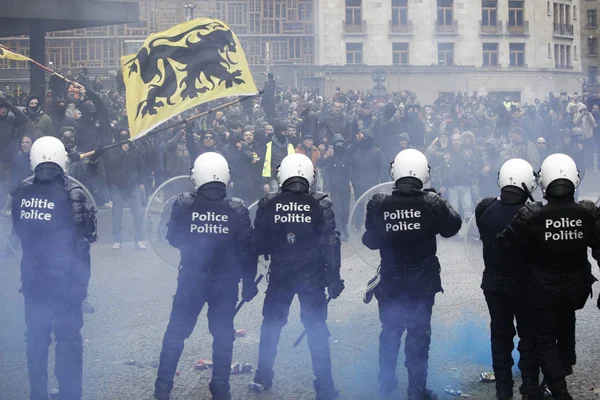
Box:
[0,46,31,62]
[121,18,258,138]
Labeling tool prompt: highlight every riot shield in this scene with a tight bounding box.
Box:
[464,215,484,276]
[145,178,269,287]
[248,199,270,288]
[145,175,194,267]
[348,182,395,270]
[349,183,458,270]
[0,175,97,257]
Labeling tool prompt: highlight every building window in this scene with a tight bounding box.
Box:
[588,10,597,27]
[482,43,498,66]
[547,1,550,16]
[589,66,598,84]
[437,0,453,25]
[574,6,576,19]
[575,45,578,60]
[392,0,408,26]
[482,0,497,26]
[509,43,525,66]
[438,42,454,65]
[508,1,524,27]
[392,42,409,64]
[589,37,598,56]
[345,0,362,26]
[346,43,363,64]
[548,43,552,58]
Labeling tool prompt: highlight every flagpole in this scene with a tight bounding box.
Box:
[79,91,263,159]
[0,44,78,87]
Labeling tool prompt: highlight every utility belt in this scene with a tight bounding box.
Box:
[363,255,442,303]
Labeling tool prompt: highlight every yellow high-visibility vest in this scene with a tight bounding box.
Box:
[262,141,295,178]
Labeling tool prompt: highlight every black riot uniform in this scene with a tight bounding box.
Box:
[362,178,461,400]
[11,162,97,400]
[253,178,343,400]
[496,181,600,400]
[154,182,257,400]
[475,188,542,400]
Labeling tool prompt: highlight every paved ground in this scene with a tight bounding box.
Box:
[1,176,600,400]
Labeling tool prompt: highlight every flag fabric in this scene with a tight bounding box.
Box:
[121,18,258,138]
[0,46,31,62]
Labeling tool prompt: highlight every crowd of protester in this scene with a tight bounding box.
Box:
[1,69,599,245]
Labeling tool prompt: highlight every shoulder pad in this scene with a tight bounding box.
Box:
[579,199,597,213]
[518,201,543,220]
[227,197,246,210]
[10,180,31,197]
[477,196,497,211]
[370,193,388,204]
[258,193,277,208]
[422,191,442,205]
[68,186,87,203]
[177,192,196,205]
[312,192,332,208]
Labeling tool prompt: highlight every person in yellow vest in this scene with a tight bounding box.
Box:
[261,121,295,193]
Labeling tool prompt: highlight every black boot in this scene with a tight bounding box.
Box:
[154,378,172,400]
[314,379,339,400]
[209,381,231,400]
[253,369,274,390]
[495,378,514,400]
[520,377,544,400]
[548,380,573,400]
[407,387,438,400]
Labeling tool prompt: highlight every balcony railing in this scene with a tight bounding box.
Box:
[506,20,529,36]
[342,20,367,35]
[482,62,502,68]
[389,20,413,35]
[479,20,503,35]
[587,23,598,29]
[553,23,574,37]
[435,20,458,35]
[555,64,575,69]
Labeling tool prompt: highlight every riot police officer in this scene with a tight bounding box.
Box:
[496,153,600,400]
[252,153,344,400]
[362,149,461,400]
[154,152,258,400]
[11,136,97,400]
[474,159,543,400]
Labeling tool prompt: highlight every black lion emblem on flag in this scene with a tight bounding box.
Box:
[125,21,246,119]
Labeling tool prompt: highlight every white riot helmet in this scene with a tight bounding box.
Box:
[30,136,69,173]
[190,152,231,189]
[276,153,315,186]
[390,149,430,185]
[538,153,580,192]
[497,158,537,193]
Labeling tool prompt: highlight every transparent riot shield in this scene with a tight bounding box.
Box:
[248,199,270,288]
[0,175,97,257]
[464,214,484,276]
[145,176,194,267]
[348,182,394,270]
[145,178,269,287]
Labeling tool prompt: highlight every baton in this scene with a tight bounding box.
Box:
[292,296,333,348]
[234,274,264,317]
[521,182,536,202]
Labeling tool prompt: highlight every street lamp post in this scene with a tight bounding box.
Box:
[183,3,197,22]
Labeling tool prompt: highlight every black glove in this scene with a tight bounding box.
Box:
[327,279,345,299]
[68,152,81,162]
[597,293,600,310]
[242,281,259,302]
[185,122,194,134]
